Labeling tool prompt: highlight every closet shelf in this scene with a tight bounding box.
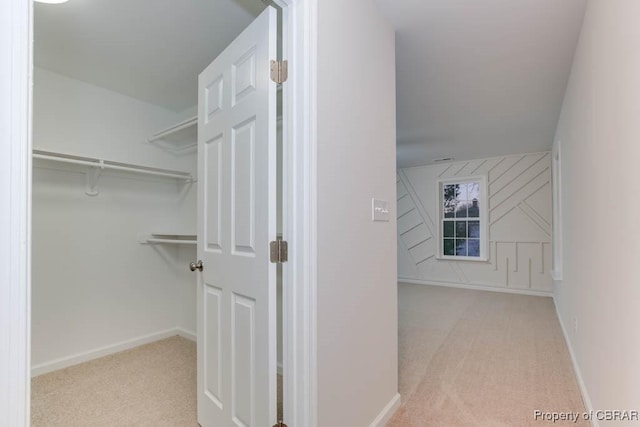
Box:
[148,116,197,152]
[138,233,197,246]
[33,150,194,181]
[33,150,194,196]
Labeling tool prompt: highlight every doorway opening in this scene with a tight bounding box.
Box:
[30,0,287,425]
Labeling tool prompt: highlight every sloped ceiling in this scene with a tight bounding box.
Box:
[377,0,587,167]
[34,0,265,112]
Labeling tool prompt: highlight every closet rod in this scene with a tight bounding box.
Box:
[33,151,193,181]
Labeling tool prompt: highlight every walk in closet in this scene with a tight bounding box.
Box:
[30,0,283,425]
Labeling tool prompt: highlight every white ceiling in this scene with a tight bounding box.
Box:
[36,0,587,164]
[34,0,265,112]
[377,0,587,167]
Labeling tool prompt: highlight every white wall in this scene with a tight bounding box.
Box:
[32,68,197,372]
[316,1,398,425]
[398,153,553,295]
[553,0,640,424]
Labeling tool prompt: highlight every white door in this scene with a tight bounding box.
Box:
[196,7,277,427]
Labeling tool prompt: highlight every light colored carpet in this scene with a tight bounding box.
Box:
[388,284,587,427]
[32,336,284,426]
[32,286,583,426]
[32,336,198,426]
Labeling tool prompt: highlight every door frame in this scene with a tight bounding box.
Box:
[0,0,318,425]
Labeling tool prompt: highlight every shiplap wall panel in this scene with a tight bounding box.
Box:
[403,224,431,250]
[397,194,415,217]
[397,239,419,279]
[398,152,553,293]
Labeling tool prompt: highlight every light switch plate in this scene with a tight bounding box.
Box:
[372,198,390,222]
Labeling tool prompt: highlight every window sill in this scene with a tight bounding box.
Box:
[436,255,489,263]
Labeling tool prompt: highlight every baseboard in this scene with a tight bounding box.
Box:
[398,277,553,297]
[175,327,197,342]
[369,393,401,427]
[553,298,597,427]
[31,327,195,377]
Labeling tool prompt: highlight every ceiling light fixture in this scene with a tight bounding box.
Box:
[34,0,69,4]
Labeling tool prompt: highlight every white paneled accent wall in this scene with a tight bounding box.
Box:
[398,152,553,294]
[32,68,197,374]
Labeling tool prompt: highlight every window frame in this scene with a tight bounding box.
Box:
[437,175,489,262]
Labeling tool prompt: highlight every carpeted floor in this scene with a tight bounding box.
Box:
[31,336,284,426]
[32,336,198,426]
[32,286,585,426]
[387,283,587,427]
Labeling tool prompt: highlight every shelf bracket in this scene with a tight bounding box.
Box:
[85,160,104,196]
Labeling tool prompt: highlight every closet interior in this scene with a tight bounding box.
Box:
[30,0,283,424]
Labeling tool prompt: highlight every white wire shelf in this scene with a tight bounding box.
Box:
[33,150,194,181]
[33,149,194,196]
[138,233,197,245]
[148,116,198,152]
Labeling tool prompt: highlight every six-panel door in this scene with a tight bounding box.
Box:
[196,7,277,427]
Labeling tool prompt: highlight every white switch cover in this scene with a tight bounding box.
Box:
[372,198,390,222]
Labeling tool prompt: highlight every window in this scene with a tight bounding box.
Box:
[439,177,487,260]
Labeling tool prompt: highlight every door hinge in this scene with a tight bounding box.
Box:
[270,60,288,84]
[270,238,288,263]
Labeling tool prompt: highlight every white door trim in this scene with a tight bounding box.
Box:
[0,0,32,425]
[276,0,318,425]
[0,0,318,425]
